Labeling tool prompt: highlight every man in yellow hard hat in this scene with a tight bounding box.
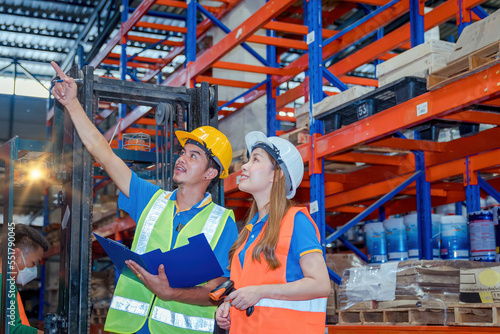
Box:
[51,62,238,334]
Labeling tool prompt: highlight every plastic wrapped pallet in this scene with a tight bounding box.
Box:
[376,40,455,87]
[326,253,366,277]
[335,260,496,311]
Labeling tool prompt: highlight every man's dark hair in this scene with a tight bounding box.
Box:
[14,224,50,253]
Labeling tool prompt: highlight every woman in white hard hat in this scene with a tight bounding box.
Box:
[216,131,330,334]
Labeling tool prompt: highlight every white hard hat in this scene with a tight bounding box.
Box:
[245,131,304,199]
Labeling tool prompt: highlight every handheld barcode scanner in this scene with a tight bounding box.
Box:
[210,280,254,316]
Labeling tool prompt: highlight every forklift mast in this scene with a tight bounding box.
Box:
[0,65,219,334]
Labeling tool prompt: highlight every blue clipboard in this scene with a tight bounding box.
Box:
[94,233,223,288]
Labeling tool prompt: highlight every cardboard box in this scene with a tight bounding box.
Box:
[460,265,500,303]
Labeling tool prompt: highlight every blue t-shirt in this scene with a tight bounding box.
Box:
[118,172,238,334]
[238,211,322,282]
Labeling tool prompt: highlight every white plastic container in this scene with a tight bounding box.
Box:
[440,215,469,259]
[432,214,442,259]
[404,214,419,259]
[364,222,387,264]
[468,210,496,262]
[383,218,408,261]
[403,213,442,259]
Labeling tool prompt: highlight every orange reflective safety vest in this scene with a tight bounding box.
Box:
[229,207,327,334]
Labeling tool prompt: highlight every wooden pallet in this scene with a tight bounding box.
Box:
[427,41,500,91]
[451,303,500,327]
[338,304,500,326]
[91,315,107,325]
[338,308,454,326]
[93,307,108,316]
[326,313,339,325]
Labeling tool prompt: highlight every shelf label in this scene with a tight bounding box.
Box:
[306,31,315,45]
[416,101,428,117]
[310,200,319,214]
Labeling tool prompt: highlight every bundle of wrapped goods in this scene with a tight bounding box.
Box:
[337,260,500,326]
[376,40,455,87]
[326,253,367,321]
[337,260,471,312]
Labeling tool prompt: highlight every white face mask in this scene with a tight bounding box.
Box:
[16,253,38,286]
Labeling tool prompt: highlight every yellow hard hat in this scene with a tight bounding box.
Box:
[175,126,232,179]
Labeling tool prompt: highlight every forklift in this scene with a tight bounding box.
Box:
[0,65,220,333]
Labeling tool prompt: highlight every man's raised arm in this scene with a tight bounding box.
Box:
[51,61,132,197]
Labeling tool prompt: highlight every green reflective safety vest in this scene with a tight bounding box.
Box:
[104,189,234,334]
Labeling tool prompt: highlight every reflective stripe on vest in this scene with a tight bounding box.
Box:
[135,191,172,254]
[110,295,150,317]
[151,306,215,332]
[201,204,225,244]
[255,297,327,313]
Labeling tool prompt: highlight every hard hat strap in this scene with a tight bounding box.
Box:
[251,142,293,195]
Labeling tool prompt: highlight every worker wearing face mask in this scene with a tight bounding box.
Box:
[0,224,49,334]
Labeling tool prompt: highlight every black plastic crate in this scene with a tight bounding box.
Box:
[414,121,480,141]
[317,77,427,134]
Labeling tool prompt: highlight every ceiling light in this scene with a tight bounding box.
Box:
[28,168,43,181]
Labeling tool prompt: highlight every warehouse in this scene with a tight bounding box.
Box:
[1,0,500,333]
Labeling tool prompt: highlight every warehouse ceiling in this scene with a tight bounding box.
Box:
[0,0,188,82]
[0,0,115,81]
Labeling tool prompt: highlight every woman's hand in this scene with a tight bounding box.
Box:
[215,301,231,330]
[51,61,78,107]
[226,285,265,311]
